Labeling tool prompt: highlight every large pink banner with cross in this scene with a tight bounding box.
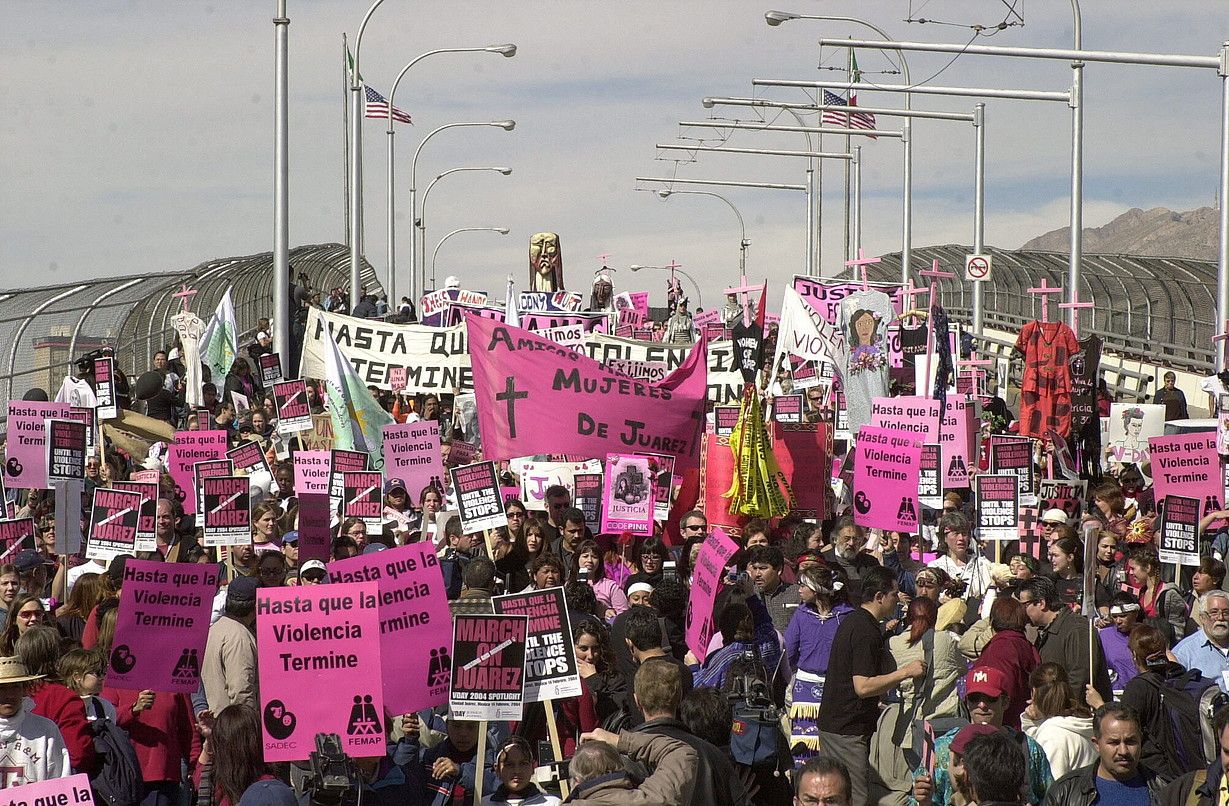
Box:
[465,314,708,463]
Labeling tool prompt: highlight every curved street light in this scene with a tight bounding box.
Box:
[384,45,517,302]
[649,189,747,281]
[419,166,512,297]
[765,11,913,281]
[431,227,510,290]
[410,120,516,300]
[348,0,389,308]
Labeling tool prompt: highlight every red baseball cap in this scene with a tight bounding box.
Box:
[965,666,1008,699]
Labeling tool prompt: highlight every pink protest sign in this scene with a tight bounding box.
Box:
[293,450,331,496]
[4,401,70,489]
[601,454,654,535]
[166,431,228,514]
[685,527,740,658]
[939,397,977,487]
[329,543,453,715]
[257,582,384,761]
[108,560,219,693]
[1149,433,1223,509]
[5,773,93,804]
[692,308,723,329]
[853,425,922,532]
[871,396,941,444]
[382,421,445,502]
[467,315,708,462]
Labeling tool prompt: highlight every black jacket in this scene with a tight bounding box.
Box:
[1044,763,1166,806]
[1160,761,1222,806]
[1037,607,1114,704]
[630,716,749,806]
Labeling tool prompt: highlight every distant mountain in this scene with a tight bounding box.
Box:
[1020,206,1220,261]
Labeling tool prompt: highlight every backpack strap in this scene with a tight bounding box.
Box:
[89,696,106,722]
[1184,769,1207,806]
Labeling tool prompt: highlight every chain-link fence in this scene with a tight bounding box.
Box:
[1,242,379,408]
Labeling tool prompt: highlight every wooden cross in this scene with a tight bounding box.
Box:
[919,259,956,309]
[1058,290,1095,338]
[172,284,198,313]
[957,356,993,399]
[1026,277,1064,323]
[724,273,766,328]
[845,248,881,291]
[900,282,929,311]
[916,260,956,385]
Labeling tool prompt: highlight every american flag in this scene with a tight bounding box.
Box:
[821,89,877,139]
[364,85,412,125]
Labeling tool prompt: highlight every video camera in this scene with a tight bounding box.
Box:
[290,733,361,806]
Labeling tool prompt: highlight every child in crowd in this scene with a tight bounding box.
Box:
[482,736,560,806]
[57,647,117,722]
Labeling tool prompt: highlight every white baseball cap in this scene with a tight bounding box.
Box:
[1040,508,1070,525]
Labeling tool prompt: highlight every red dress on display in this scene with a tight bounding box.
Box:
[1014,321,1080,438]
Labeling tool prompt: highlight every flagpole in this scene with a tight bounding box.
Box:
[349,0,388,310]
[844,45,853,265]
[343,33,351,249]
[273,0,290,381]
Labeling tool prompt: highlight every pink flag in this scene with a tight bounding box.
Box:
[466,313,708,462]
[685,527,740,658]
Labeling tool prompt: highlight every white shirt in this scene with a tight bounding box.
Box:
[927,553,995,600]
[65,561,106,600]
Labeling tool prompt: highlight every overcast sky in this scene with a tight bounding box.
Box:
[3,1,1225,308]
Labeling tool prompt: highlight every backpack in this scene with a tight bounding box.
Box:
[730,699,785,768]
[86,699,143,806]
[1143,669,1223,776]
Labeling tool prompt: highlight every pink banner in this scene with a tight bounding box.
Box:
[853,425,922,532]
[4,401,70,489]
[685,527,740,657]
[871,396,941,444]
[329,543,454,715]
[939,397,977,488]
[166,431,228,514]
[293,450,331,496]
[466,314,707,462]
[382,422,444,501]
[109,560,219,693]
[1150,433,1223,510]
[600,454,654,535]
[257,582,384,761]
[6,773,92,803]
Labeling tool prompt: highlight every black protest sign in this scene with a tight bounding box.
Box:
[714,406,740,437]
[45,418,87,483]
[201,476,250,547]
[273,380,312,434]
[194,459,234,516]
[492,587,581,702]
[450,461,507,534]
[774,394,804,424]
[0,518,36,557]
[112,481,158,551]
[573,473,602,534]
[990,436,1036,504]
[86,488,141,562]
[227,441,275,491]
[1159,495,1200,566]
[919,443,943,509]
[1038,479,1087,522]
[259,352,284,386]
[975,473,1020,541]
[343,471,383,531]
[449,614,529,721]
[297,493,332,564]
[329,449,369,516]
[93,356,119,420]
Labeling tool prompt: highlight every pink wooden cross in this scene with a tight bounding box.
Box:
[596,252,612,265]
[845,248,881,291]
[957,356,993,399]
[725,272,766,328]
[919,259,956,308]
[1026,277,1064,323]
[172,284,198,313]
[1058,289,1095,338]
[1212,319,1229,370]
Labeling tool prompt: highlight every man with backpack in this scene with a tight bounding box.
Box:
[1121,623,1224,784]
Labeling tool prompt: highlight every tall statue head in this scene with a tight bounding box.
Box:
[529,232,563,292]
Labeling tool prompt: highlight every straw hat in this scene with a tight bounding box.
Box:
[0,657,44,685]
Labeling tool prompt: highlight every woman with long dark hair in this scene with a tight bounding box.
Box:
[570,540,629,622]
[1128,546,1190,643]
[196,704,293,806]
[569,619,626,730]
[1048,536,1084,612]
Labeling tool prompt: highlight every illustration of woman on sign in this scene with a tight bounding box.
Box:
[839,289,895,438]
[1107,406,1149,467]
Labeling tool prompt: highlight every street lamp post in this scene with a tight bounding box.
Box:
[419,166,512,298]
[647,189,748,280]
[410,120,515,302]
[273,0,290,377]
[384,44,516,304]
[630,264,704,309]
[766,11,913,281]
[430,227,510,290]
[348,0,387,309]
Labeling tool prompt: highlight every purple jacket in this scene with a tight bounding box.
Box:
[785,602,854,674]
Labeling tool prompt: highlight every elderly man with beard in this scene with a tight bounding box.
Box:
[1174,590,1229,693]
[821,517,881,602]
